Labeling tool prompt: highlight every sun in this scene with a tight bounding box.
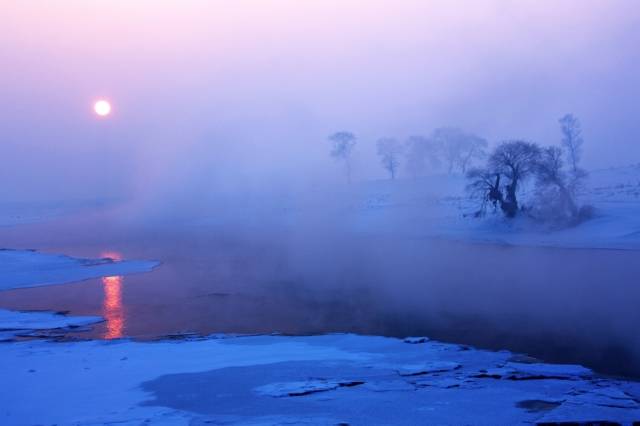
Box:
[94,100,112,117]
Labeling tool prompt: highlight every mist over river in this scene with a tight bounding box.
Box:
[1,208,638,378]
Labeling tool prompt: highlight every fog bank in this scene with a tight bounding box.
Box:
[1,1,639,207]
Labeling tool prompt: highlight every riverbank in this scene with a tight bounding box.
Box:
[1,250,640,425]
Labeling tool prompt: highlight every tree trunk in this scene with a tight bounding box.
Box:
[488,174,503,210]
[501,178,519,218]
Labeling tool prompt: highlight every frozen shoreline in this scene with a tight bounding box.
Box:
[3,333,640,425]
[0,249,640,424]
[0,248,159,291]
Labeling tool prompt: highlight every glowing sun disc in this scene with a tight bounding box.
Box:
[94,100,112,116]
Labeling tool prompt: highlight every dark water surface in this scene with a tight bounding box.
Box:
[1,210,639,377]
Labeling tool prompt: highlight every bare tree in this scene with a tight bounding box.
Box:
[466,167,503,216]
[488,140,541,217]
[376,137,403,180]
[559,114,583,174]
[404,135,442,178]
[432,127,487,173]
[328,131,357,183]
[534,146,578,218]
[534,144,593,223]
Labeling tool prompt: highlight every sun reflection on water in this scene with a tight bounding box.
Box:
[102,275,124,339]
[101,251,124,339]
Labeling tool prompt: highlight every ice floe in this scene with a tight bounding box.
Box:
[396,361,462,376]
[0,308,104,341]
[472,362,592,381]
[0,248,159,291]
[255,379,365,397]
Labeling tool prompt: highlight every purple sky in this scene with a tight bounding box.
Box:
[1,1,639,202]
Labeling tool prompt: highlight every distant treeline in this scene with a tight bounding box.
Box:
[328,114,590,224]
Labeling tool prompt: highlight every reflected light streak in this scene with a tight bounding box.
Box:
[101,251,125,339]
[102,275,124,339]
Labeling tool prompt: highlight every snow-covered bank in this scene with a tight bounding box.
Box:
[346,164,640,250]
[3,333,640,425]
[0,249,159,291]
[0,309,103,342]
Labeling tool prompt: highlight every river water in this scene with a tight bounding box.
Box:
[1,210,639,377]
